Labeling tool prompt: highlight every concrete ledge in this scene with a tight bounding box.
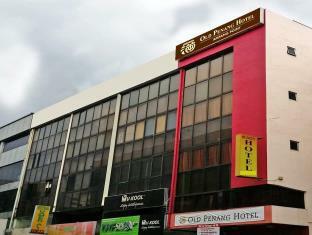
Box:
[272,206,308,226]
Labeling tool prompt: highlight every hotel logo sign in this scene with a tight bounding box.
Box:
[235,134,258,178]
[175,8,264,60]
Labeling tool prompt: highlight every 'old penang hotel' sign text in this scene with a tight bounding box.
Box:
[175,8,264,60]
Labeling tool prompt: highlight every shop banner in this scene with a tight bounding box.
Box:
[175,207,264,227]
[139,214,164,235]
[235,134,258,178]
[47,221,96,235]
[103,188,167,212]
[30,205,50,234]
[100,216,140,235]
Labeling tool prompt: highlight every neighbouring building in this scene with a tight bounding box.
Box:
[7,8,312,235]
[0,114,33,234]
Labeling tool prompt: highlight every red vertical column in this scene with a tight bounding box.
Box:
[167,69,185,228]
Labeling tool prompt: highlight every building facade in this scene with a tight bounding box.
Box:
[7,8,312,235]
[0,114,32,233]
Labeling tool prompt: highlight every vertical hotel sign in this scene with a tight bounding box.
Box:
[175,8,264,60]
[235,134,258,178]
[30,205,50,234]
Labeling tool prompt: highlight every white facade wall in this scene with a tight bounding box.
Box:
[31,52,177,128]
[266,10,312,231]
[0,115,32,142]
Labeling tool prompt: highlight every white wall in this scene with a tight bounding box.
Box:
[0,115,32,141]
[266,10,312,229]
[31,52,178,128]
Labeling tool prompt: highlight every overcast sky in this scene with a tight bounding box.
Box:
[0,0,311,127]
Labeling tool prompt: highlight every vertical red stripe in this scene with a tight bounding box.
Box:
[167,69,185,228]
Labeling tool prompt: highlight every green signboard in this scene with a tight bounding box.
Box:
[100,216,140,235]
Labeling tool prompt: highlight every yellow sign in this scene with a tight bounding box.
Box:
[235,134,258,177]
[30,205,50,234]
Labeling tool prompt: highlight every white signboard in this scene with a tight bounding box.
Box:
[175,207,264,227]
[197,226,220,235]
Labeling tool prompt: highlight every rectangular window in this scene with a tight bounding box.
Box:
[288,91,297,101]
[290,140,299,151]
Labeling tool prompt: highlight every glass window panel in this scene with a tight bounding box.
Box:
[195,102,207,124]
[223,52,233,73]
[80,138,89,155]
[160,78,170,95]
[129,90,139,106]
[166,131,175,152]
[35,167,42,182]
[135,121,145,140]
[137,103,147,120]
[183,85,195,106]
[51,149,58,163]
[149,82,159,100]
[130,161,140,180]
[139,87,149,103]
[60,132,67,146]
[154,135,165,154]
[182,105,194,127]
[223,72,232,93]
[127,107,137,124]
[179,151,191,172]
[82,172,91,189]
[181,126,192,149]
[157,95,168,114]
[66,143,74,159]
[86,108,94,123]
[85,153,94,170]
[33,130,40,141]
[94,151,102,168]
[133,141,143,159]
[116,127,125,144]
[105,131,112,147]
[143,138,153,156]
[102,102,110,116]
[192,148,205,169]
[70,159,78,174]
[170,74,179,92]
[119,110,128,126]
[109,99,116,114]
[121,94,130,110]
[221,116,232,139]
[156,115,166,134]
[107,115,114,130]
[147,100,157,117]
[91,120,100,136]
[208,97,221,119]
[151,156,162,176]
[123,143,133,161]
[83,123,91,138]
[39,127,45,140]
[79,111,86,126]
[41,166,49,180]
[185,67,196,87]
[221,142,232,164]
[76,126,84,140]
[74,173,83,190]
[102,149,109,166]
[193,123,206,146]
[222,93,232,115]
[167,111,176,130]
[210,56,223,77]
[93,104,102,120]
[145,118,155,136]
[63,160,70,175]
[96,134,105,150]
[209,76,222,98]
[57,119,64,133]
[125,124,135,142]
[72,114,79,128]
[73,141,81,157]
[207,119,221,143]
[196,81,208,102]
[120,164,130,182]
[78,156,86,172]
[114,146,123,163]
[57,146,64,161]
[53,133,61,147]
[41,138,48,152]
[47,163,55,179]
[168,92,178,110]
[99,117,107,133]
[197,62,209,82]
[69,128,76,142]
[207,145,220,166]
[44,125,51,138]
